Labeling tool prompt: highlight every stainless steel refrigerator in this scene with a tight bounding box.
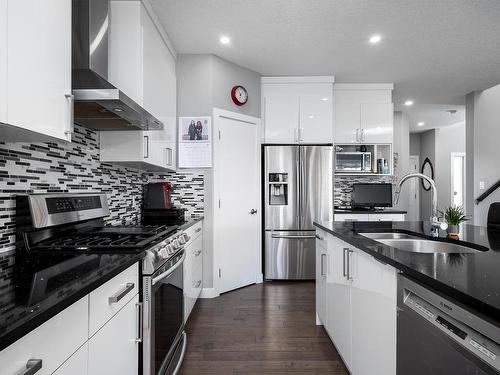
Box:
[264,145,333,279]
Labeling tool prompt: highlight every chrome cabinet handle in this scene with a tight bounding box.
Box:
[135,302,143,343]
[109,282,135,304]
[355,128,360,142]
[361,128,366,142]
[195,280,202,288]
[165,147,173,166]
[343,248,348,277]
[195,227,202,233]
[143,136,149,158]
[346,249,354,281]
[22,359,42,375]
[320,253,327,277]
[250,209,258,214]
[64,94,74,138]
[194,250,202,257]
[315,234,324,241]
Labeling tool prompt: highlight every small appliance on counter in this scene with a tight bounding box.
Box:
[143,182,186,225]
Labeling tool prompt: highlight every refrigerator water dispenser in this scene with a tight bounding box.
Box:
[268,173,288,205]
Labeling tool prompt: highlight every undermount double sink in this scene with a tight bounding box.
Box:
[360,232,484,254]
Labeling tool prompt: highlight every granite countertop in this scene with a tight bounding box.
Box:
[314,220,500,324]
[334,208,408,214]
[177,216,204,231]
[0,251,144,351]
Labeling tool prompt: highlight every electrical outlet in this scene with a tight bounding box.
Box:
[479,181,485,190]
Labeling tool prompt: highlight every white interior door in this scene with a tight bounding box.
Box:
[214,108,261,294]
[408,156,420,221]
[451,152,466,208]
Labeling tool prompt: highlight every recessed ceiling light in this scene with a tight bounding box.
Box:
[321,97,329,101]
[417,122,425,126]
[404,100,414,106]
[369,34,382,44]
[308,115,315,119]
[219,36,230,45]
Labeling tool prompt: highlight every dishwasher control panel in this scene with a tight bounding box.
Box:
[404,288,500,372]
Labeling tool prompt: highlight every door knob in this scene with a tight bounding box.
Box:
[250,209,258,214]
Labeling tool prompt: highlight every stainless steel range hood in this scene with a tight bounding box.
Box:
[72,0,163,131]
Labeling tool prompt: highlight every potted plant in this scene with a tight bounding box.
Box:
[439,206,468,236]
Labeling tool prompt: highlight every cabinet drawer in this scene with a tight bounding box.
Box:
[184,221,203,244]
[334,213,369,222]
[0,296,88,375]
[89,263,139,337]
[368,214,405,222]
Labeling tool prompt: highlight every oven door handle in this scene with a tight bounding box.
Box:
[152,251,186,286]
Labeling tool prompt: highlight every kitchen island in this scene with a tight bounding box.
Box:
[314,220,500,375]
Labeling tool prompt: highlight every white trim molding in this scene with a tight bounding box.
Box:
[261,76,335,84]
[199,288,220,299]
[334,83,394,90]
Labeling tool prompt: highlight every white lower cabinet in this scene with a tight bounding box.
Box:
[53,343,88,375]
[184,222,203,321]
[88,294,140,375]
[0,263,140,375]
[0,297,88,375]
[315,230,327,325]
[317,230,397,375]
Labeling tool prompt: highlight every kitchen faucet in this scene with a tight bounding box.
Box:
[394,173,448,237]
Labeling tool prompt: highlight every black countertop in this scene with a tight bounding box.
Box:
[314,220,500,325]
[334,208,407,214]
[0,251,144,351]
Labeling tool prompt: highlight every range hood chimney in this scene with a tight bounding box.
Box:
[72,0,163,131]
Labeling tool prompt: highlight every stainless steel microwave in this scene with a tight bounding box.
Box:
[335,152,372,172]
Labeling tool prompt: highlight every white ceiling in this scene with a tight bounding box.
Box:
[150,0,500,115]
[404,104,465,133]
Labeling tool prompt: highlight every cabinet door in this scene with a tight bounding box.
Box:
[350,249,397,375]
[0,0,6,123]
[264,96,299,143]
[315,236,327,325]
[7,0,72,141]
[299,94,333,143]
[88,294,140,375]
[326,236,352,371]
[360,102,394,143]
[334,93,360,144]
[53,343,88,375]
[192,234,203,301]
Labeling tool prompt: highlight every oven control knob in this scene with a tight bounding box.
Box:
[172,239,180,249]
[182,233,190,242]
[159,247,169,259]
[178,236,186,245]
[149,249,160,262]
[166,244,174,254]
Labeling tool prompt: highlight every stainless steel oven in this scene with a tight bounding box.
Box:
[143,249,186,375]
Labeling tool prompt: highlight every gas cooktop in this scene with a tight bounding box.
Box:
[31,225,178,253]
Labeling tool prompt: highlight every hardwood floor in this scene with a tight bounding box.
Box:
[179,281,349,375]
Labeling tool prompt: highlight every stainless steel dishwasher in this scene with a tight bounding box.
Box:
[397,274,500,374]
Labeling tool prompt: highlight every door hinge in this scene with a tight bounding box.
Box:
[218,130,221,140]
[218,268,222,278]
[218,199,221,208]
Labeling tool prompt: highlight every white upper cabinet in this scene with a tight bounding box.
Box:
[262,77,334,144]
[334,84,394,144]
[1,0,72,142]
[103,1,177,171]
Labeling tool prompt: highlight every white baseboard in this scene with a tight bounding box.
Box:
[200,287,219,299]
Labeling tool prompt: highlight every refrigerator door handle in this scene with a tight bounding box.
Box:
[271,234,316,239]
[300,149,306,229]
[296,154,300,225]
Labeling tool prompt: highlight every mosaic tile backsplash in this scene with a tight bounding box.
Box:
[0,124,204,254]
[334,174,396,207]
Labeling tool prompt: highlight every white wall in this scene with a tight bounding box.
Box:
[409,133,421,156]
[466,84,500,226]
[393,111,410,211]
[419,129,436,221]
[176,54,261,289]
[435,122,466,212]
